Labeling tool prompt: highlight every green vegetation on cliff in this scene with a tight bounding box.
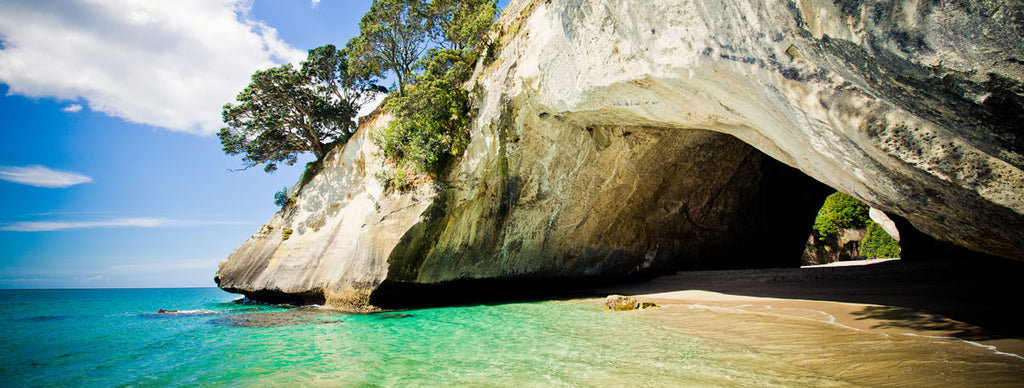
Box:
[220,0,496,193]
[862,221,901,259]
[809,191,900,260]
[360,0,497,185]
[813,192,870,241]
[219,44,384,173]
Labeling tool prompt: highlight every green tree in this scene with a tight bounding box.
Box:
[428,0,498,51]
[812,192,870,240]
[374,76,471,173]
[219,45,380,172]
[273,186,291,209]
[347,0,432,95]
[862,221,901,258]
[364,0,496,178]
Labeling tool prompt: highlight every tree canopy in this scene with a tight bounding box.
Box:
[347,0,432,95]
[861,221,901,258]
[812,191,871,240]
[220,0,498,184]
[370,1,495,182]
[429,0,497,51]
[219,44,382,172]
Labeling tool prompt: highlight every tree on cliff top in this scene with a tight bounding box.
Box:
[370,0,496,178]
[219,44,383,172]
[428,0,497,52]
[812,191,870,241]
[347,0,432,96]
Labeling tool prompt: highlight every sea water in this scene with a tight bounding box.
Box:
[0,288,1019,387]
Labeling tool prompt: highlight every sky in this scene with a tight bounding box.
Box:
[0,0,515,289]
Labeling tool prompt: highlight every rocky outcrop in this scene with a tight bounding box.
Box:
[217,0,1024,308]
[802,228,867,265]
[604,295,657,311]
[215,111,437,307]
[474,0,1024,260]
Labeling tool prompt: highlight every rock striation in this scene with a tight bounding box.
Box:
[217,0,1024,308]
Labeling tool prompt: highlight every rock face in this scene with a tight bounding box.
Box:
[215,112,437,307]
[217,0,1024,308]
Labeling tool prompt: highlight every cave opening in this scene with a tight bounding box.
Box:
[799,191,903,267]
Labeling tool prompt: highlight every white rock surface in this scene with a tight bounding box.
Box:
[466,0,1023,259]
[218,0,1024,307]
[215,112,435,308]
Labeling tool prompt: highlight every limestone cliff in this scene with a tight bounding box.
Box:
[215,111,437,307]
[217,0,1024,308]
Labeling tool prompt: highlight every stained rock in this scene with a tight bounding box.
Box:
[217,0,1024,308]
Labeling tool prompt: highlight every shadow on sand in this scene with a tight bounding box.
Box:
[587,257,1024,343]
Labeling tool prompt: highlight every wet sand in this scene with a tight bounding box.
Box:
[583,258,1024,386]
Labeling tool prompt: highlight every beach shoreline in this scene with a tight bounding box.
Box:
[578,258,1024,385]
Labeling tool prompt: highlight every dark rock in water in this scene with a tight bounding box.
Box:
[379,313,413,319]
[209,309,342,328]
[144,309,220,318]
[18,316,67,322]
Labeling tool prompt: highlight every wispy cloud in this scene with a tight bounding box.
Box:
[62,104,83,112]
[0,1,304,134]
[311,0,321,9]
[0,165,93,188]
[0,217,248,232]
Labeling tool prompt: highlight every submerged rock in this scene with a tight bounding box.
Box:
[217,0,1024,308]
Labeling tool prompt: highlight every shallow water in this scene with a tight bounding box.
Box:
[0,288,1020,387]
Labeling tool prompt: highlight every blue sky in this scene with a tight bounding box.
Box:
[0,0,506,289]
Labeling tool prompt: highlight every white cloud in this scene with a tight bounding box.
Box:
[62,104,83,112]
[0,217,248,232]
[0,165,93,188]
[0,0,305,135]
[311,0,321,9]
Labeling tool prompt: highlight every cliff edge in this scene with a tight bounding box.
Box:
[218,0,1024,309]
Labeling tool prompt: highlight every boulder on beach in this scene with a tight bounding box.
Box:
[605,295,657,311]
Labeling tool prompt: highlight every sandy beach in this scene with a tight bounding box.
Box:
[583,258,1024,386]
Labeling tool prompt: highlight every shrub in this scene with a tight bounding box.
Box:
[813,192,870,241]
[298,160,322,188]
[862,221,901,258]
[373,167,409,191]
[374,73,471,175]
[281,228,294,241]
[273,186,292,209]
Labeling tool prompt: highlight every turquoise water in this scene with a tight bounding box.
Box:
[0,288,845,387]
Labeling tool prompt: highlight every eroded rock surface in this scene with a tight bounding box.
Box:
[218,0,1024,308]
[473,0,1023,260]
[215,112,436,308]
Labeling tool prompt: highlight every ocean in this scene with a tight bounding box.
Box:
[1,288,1020,387]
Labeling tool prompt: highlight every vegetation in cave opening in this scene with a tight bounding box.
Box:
[804,191,901,265]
